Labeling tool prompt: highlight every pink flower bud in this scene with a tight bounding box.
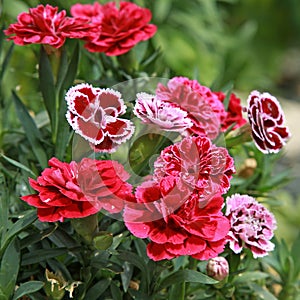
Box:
[206,257,229,281]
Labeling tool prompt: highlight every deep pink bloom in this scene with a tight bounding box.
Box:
[214,91,247,131]
[154,136,235,205]
[206,256,229,281]
[65,83,134,153]
[21,157,133,222]
[4,4,94,48]
[247,91,291,154]
[225,194,277,258]
[156,77,226,139]
[70,2,103,24]
[124,180,230,261]
[73,1,157,56]
[133,92,192,132]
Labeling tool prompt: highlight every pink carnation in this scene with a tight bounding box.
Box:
[70,2,103,24]
[124,179,230,261]
[225,194,277,258]
[247,91,291,154]
[133,92,192,132]
[21,157,133,222]
[156,77,226,139]
[4,4,94,48]
[154,136,235,205]
[65,83,134,153]
[72,1,157,56]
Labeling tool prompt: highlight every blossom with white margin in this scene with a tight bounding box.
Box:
[225,193,277,258]
[65,83,134,153]
[133,92,192,132]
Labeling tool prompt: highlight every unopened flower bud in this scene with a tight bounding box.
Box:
[206,257,229,281]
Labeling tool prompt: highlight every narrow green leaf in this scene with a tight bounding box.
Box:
[0,153,36,176]
[12,281,44,300]
[120,262,133,293]
[84,279,110,300]
[291,232,300,276]
[58,42,80,95]
[21,248,68,266]
[1,210,37,251]
[0,43,14,80]
[158,269,217,290]
[0,238,20,298]
[12,91,48,169]
[233,271,269,284]
[110,282,123,300]
[250,283,277,300]
[39,46,56,129]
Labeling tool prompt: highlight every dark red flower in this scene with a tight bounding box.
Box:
[214,91,247,131]
[154,135,235,205]
[76,1,157,56]
[4,4,94,48]
[65,83,134,153]
[156,77,226,139]
[247,90,291,154]
[21,157,133,222]
[124,180,230,261]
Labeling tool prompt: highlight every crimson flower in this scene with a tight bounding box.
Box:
[225,194,277,258]
[214,91,247,131]
[65,83,134,153]
[70,2,103,24]
[124,179,230,261]
[154,135,235,205]
[4,4,94,48]
[21,157,133,222]
[156,77,226,139]
[247,90,291,154]
[72,1,157,56]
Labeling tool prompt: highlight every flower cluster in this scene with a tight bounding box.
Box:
[8,3,291,265]
[4,2,157,56]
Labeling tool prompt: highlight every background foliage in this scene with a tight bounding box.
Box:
[0,0,299,299]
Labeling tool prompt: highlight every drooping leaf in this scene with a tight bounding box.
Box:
[158,269,217,290]
[12,281,44,300]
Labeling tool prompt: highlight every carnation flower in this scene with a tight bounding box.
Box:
[4,4,94,48]
[214,91,247,131]
[124,180,230,261]
[206,256,229,281]
[133,92,192,132]
[74,1,157,56]
[65,83,134,153]
[154,135,235,205]
[70,2,103,24]
[225,194,277,258]
[156,77,226,139]
[247,90,291,154]
[21,157,133,222]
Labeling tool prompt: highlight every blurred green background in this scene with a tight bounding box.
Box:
[1,0,300,244]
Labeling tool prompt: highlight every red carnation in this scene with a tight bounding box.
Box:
[21,157,133,222]
[154,135,235,205]
[124,180,230,261]
[214,91,247,131]
[74,1,157,56]
[4,4,94,48]
[247,90,291,154]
